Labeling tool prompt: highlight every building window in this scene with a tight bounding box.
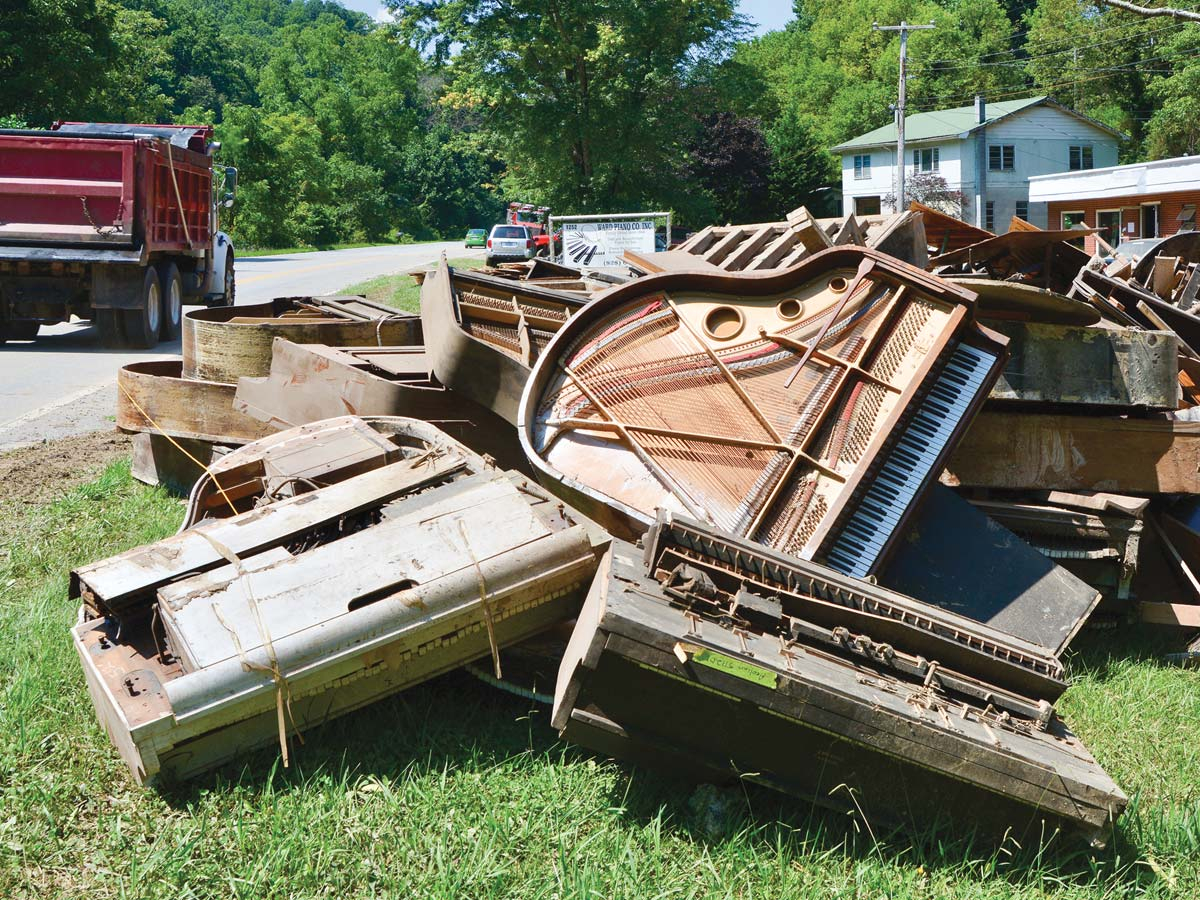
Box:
[1142,204,1159,239]
[853,155,871,180]
[1097,210,1121,248]
[1062,211,1087,248]
[912,147,939,173]
[1179,204,1196,232]
[1015,200,1029,221]
[988,144,1015,171]
[854,195,881,216]
[984,201,995,232]
[1069,145,1094,171]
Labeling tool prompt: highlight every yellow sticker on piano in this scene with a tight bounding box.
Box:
[690,648,778,689]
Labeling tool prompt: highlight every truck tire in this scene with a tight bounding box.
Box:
[0,322,39,343]
[96,309,124,348]
[121,266,162,349]
[156,261,184,340]
[221,248,235,307]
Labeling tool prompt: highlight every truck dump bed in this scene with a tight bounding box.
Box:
[0,123,213,252]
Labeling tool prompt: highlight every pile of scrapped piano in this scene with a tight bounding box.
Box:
[75,203,1200,849]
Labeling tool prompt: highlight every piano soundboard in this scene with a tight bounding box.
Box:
[519,246,1008,577]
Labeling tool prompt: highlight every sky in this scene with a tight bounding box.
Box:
[337,0,795,36]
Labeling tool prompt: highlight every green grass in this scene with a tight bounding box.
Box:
[3,461,1200,897]
[345,257,484,314]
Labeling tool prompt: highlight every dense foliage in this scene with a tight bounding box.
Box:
[2,0,1195,244]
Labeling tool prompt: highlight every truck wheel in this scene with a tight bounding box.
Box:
[121,266,162,349]
[0,322,39,343]
[96,309,124,348]
[156,262,184,340]
[221,249,235,307]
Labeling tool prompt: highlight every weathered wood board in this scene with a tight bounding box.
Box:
[234,339,529,473]
[946,412,1200,493]
[117,360,276,444]
[554,541,1126,845]
[71,419,609,786]
[988,322,1178,410]
[183,297,422,382]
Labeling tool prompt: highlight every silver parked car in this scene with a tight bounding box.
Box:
[486,224,535,266]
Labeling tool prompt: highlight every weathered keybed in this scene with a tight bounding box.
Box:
[553,531,1126,845]
[519,247,1008,575]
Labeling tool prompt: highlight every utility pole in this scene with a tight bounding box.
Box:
[873,20,935,211]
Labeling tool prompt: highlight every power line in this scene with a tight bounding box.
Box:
[914,17,1192,74]
[917,1,1200,68]
[907,45,1200,111]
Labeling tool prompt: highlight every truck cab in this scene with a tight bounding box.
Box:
[0,122,236,347]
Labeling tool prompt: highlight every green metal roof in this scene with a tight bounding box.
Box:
[832,96,1054,152]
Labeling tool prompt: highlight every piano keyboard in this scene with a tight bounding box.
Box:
[821,341,998,578]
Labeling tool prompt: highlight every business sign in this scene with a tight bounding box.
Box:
[561,219,655,268]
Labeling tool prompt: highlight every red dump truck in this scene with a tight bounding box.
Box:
[0,122,236,347]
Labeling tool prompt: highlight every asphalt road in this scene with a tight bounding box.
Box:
[0,241,482,450]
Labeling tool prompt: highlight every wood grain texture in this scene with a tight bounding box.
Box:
[947,411,1200,493]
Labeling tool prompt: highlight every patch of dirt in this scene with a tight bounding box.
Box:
[0,429,131,512]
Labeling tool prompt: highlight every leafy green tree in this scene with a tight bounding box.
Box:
[1023,0,1149,142]
[399,123,505,237]
[681,113,775,227]
[1144,26,1200,157]
[391,0,746,213]
[83,1,174,122]
[734,0,1021,152]
[766,109,839,216]
[0,0,117,124]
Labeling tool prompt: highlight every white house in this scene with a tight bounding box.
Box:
[831,96,1125,232]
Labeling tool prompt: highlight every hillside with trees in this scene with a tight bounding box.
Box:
[3,0,1197,246]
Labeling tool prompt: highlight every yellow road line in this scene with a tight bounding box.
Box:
[236,253,398,285]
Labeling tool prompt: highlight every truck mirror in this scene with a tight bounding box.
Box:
[223,194,234,209]
[224,166,237,194]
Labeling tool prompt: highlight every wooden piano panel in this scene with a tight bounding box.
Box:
[523,247,1007,574]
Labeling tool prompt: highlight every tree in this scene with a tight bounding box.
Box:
[390,0,746,213]
[766,109,838,216]
[83,1,174,123]
[1144,26,1200,157]
[398,124,504,237]
[0,0,117,124]
[681,113,774,227]
[885,172,965,217]
[1023,0,1149,142]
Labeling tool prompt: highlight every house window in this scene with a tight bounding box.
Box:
[1069,145,1094,171]
[911,147,939,173]
[853,155,871,180]
[985,201,995,232]
[1015,200,1029,221]
[1062,211,1087,247]
[988,145,1015,171]
[854,195,881,216]
[1179,204,1196,232]
[1142,204,1159,238]
[1097,210,1121,248]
